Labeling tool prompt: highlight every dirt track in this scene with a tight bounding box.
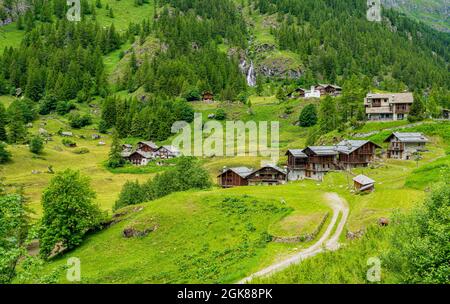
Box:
[238,193,349,284]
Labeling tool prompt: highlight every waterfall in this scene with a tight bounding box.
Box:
[247,61,256,87]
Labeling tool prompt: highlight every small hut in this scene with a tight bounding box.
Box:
[353,175,375,192]
[202,91,214,102]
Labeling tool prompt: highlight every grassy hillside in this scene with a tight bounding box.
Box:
[37,184,331,283]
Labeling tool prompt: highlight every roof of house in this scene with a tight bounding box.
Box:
[158,145,180,154]
[353,174,375,186]
[257,164,287,175]
[335,140,381,155]
[285,149,308,158]
[127,151,153,159]
[121,152,132,158]
[304,146,338,156]
[218,167,254,178]
[385,132,429,143]
[138,141,158,149]
[317,84,342,90]
[365,92,414,104]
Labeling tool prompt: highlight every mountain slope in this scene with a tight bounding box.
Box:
[383,0,450,32]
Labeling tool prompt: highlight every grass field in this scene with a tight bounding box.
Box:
[35,184,332,283]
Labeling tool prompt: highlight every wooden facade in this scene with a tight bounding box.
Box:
[353,175,375,192]
[246,166,287,186]
[202,91,214,102]
[137,141,158,153]
[337,141,380,168]
[315,84,342,96]
[126,151,152,166]
[217,169,250,188]
[154,146,179,159]
[286,151,307,170]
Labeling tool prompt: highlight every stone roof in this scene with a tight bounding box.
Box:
[305,146,338,156]
[159,145,180,154]
[335,140,380,155]
[138,141,158,149]
[259,164,287,175]
[219,167,254,178]
[129,151,154,159]
[385,132,429,143]
[366,92,414,104]
[286,149,308,158]
[353,174,375,186]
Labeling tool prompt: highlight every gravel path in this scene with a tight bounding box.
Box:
[238,193,349,284]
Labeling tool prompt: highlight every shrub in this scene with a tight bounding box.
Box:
[384,182,450,283]
[29,136,44,154]
[38,95,58,115]
[98,119,109,134]
[73,147,90,154]
[113,180,145,211]
[56,101,76,115]
[215,109,227,120]
[62,138,76,147]
[0,142,11,163]
[39,169,104,258]
[299,104,318,127]
[68,113,92,129]
[114,157,211,210]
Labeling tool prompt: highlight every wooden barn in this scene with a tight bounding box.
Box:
[124,151,153,166]
[246,165,287,186]
[137,141,159,153]
[217,167,253,188]
[302,146,338,181]
[353,175,375,192]
[289,88,306,99]
[315,84,342,96]
[384,132,429,160]
[202,91,214,102]
[285,149,308,180]
[336,140,381,168]
[154,145,180,159]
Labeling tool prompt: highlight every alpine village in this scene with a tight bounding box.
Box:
[0,0,448,286]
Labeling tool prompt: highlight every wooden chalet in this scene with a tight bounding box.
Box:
[124,151,153,166]
[353,175,375,192]
[202,91,214,102]
[154,145,180,159]
[384,132,428,160]
[302,146,338,181]
[285,149,308,180]
[137,141,159,153]
[336,140,381,168]
[217,167,253,188]
[315,84,342,97]
[289,88,306,99]
[246,165,287,186]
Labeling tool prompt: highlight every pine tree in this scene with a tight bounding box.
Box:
[7,107,27,144]
[299,104,318,127]
[408,95,426,122]
[107,129,125,168]
[0,103,7,141]
[318,96,338,133]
